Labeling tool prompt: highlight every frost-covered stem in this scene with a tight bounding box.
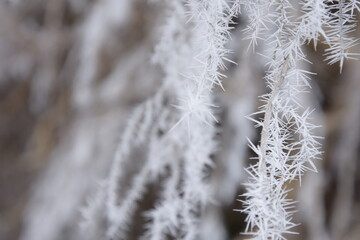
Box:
[242,0,324,238]
[239,0,271,49]
[259,56,290,174]
[258,0,288,171]
[174,1,239,238]
[300,0,328,47]
[325,0,360,71]
[105,88,166,238]
[338,0,345,70]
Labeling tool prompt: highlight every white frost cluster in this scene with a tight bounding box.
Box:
[239,0,359,239]
[325,0,360,71]
[81,0,359,239]
[82,1,240,239]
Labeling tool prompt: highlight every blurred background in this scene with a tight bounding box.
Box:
[0,0,359,240]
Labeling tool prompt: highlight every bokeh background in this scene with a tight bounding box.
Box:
[0,0,359,240]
